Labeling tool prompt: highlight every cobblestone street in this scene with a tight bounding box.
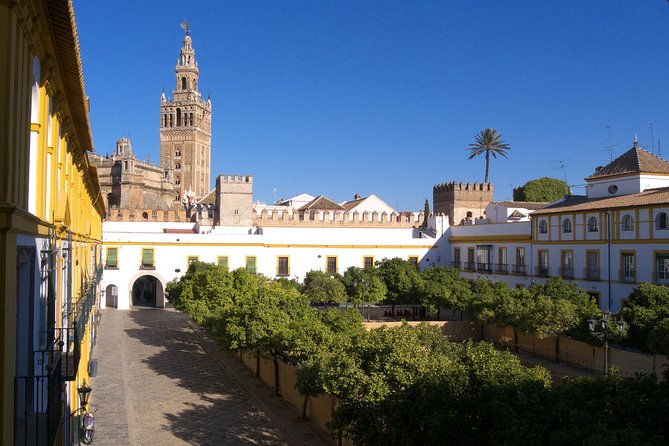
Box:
[90,307,329,446]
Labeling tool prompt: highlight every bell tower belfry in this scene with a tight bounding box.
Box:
[159,24,212,200]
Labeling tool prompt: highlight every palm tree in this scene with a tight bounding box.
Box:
[466,128,512,183]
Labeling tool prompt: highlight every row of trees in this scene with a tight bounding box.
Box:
[167,257,669,354]
[166,261,669,445]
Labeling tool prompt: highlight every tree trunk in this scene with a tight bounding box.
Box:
[256,349,260,378]
[484,151,490,183]
[302,396,309,419]
[513,328,519,353]
[273,353,280,397]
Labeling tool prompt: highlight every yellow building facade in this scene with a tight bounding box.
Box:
[0,1,105,445]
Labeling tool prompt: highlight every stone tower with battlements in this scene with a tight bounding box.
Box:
[160,28,212,201]
[433,181,494,225]
[215,174,254,226]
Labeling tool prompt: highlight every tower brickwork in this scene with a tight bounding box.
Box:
[215,175,254,226]
[160,30,212,201]
[433,181,494,225]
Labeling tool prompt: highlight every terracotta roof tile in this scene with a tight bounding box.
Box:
[492,201,549,210]
[298,195,345,211]
[532,187,669,215]
[586,145,669,179]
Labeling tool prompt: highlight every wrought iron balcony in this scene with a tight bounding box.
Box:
[511,264,527,275]
[477,263,492,273]
[560,267,574,279]
[536,266,550,278]
[495,263,508,274]
[14,340,63,446]
[620,270,636,283]
[463,262,476,271]
[451,261,461,269]
[584,268,600,281]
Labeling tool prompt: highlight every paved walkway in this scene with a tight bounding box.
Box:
[90,307,331,446]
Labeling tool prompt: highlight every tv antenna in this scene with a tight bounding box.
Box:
[603,125,617,162]
[648,122,655,154]
[551,160,571,194]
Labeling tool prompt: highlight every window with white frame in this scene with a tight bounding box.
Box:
[622,252,635,282]
[656,253,669,282]
[539,219,548,234]
[587,217,598,232]
[657,212,668,230]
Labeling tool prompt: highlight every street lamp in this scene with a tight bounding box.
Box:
[588,311,625,373]
[361,277,369,322]
[78,381,92,408]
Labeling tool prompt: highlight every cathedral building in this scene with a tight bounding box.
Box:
[159,29,212,200]
[91,30,212,211]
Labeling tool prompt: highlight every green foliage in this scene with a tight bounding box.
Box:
[622,283,669,353]
[166,260,669,445]
[375,257,423,306]
[549,370,669,445]
[419,266,471,314]
[340,266,386,305]
[518,278,600,339]
[463,278,514,326]
[302,270,347,304]
[466,128,512,183]
[513,177,569,202]
[165,261,234,327]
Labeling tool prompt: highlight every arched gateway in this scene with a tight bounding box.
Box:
[130,274,166,308]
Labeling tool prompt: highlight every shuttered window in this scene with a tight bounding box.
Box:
[277,256,289,276]
[142,249,154,268]
[217,257,228,270]
[246,256,256,274]
[326,257,337,274]
[106,248,118,268]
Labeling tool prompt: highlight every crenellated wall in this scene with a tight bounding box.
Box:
[253,208,426,227]
[215,174,253,226]
[433,181,494,226]
[105,208,190,222]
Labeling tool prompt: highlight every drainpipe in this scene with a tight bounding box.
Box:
[607,210,612,312]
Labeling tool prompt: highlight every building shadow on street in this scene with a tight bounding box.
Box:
[124,308,293,445]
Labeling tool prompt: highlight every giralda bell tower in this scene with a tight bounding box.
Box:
[160,24,212,200]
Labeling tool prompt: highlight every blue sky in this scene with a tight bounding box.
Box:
[73,1,669,210]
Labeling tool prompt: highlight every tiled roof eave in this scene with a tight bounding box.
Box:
[531,191,669,215]
[46,0,94,152]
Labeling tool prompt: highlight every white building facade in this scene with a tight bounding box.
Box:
[449,143,669,312]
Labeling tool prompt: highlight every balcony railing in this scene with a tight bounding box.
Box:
[620,270,636,283]
[451,261,461,269]
[495,263,508,274]
[560,267,574,279]
[477,263,492,273]
[536,266,550,278]
[58,325,80,381]
[463,262,476,271]
[654,270,669,284]
[14,342,63,446]
[584,268,600,281]
[73,265,103,342]
[511,264,527,275]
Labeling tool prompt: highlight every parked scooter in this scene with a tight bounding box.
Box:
[81,406,96,444]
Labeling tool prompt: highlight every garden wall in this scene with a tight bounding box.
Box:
[483,325,669,376]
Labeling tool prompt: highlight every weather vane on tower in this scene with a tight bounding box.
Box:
[180,20,190,35]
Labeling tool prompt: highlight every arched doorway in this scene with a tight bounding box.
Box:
[131,275,164,308]
[105,284,119,308]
